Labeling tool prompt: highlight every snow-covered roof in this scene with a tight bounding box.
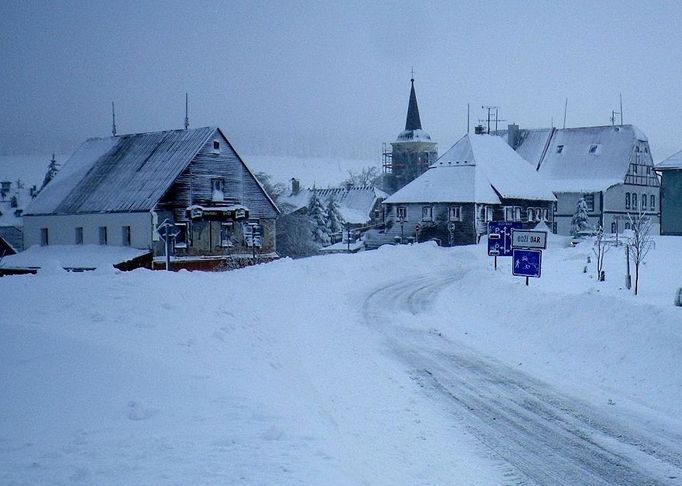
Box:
[395,129,433,143]
[280,186,387,224]
[26,127,217,215]
[498,125,645,192]
[0,244,149,269]
[384,134,556,205]
[657,150,682,170]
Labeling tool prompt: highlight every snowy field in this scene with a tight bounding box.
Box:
[2,235,682,484]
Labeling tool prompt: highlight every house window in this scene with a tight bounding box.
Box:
[174,222,189,248]
[99,226,108,245]
[75,227,83,245]
[632,163,638,174]
[396,206,408,221]
[213,140,220,151]
[583,194,594,212]
[485,206,494,222]
[514,207,521,221]
[40,228,48,246]
[422,206,433,222]
[625,192,630,209]
[589,144,599,154]
[625,222,631,230]
[122,226,131,246]
[611,222,617,233]
[211,178,225,201]
[641,193,647,210]
[556,145,564,154]
[650,195,655,210]
[449,206,462,222]
[220,223,233,247]
[632,193,638,209]
[527,208,535,222]
[243,222,262,247]
[505,207,514,221]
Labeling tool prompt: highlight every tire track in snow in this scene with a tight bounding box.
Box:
[363,269,682,485]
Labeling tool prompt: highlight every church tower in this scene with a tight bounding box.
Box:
[383,76,438,194]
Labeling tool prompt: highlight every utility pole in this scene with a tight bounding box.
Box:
[184,92,189,130]
[563,97,568,129]
[111,102,117,137]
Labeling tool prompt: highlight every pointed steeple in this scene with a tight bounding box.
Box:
[405,77,422,131]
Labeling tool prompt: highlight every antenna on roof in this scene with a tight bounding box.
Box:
[111,102,117,137]
[481,106,503,133]
[184,92,189,130]
[619,93,623,125]
[467,103,470,134]
[563,97,568,129]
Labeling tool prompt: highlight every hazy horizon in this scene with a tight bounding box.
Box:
[2,0,682,162]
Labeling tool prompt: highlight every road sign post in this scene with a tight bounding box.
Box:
[512,249,542,284]
[156,219,180,271]
[488,222,521,270]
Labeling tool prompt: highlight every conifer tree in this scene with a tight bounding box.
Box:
[40,155,60,191]
[570,197,590,236]
[326,195,345,236]
[308,188,330,246]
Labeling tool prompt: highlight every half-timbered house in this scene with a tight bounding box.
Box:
[381,134,556,246]
[23,127,279,269]
[498,124,660,235]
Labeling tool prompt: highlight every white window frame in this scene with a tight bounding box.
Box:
[99,226,108,245]
[449,206,462,222]
[122,226,131,246]
[396,206,408,221]
[625,192,631,210]
[220,222,233,248]
[174,222,189,249]
[212,140,221,153]
[485,206,494,222]
[641,193,647,210]
[650,194,655,210]
[421,206,433,222]
[211,178,225,202]
[527,208,535,222]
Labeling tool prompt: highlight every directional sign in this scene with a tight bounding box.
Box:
[156,220,180,241]
[488,222,522,256]
[512,249,542,278]
[512,229,547,249]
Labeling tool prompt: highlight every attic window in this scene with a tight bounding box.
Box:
[556,145,564,154]
[213,140,220,151]
[588,144,599,154]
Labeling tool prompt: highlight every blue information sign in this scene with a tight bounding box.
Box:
[488,222,522,257]
[512,249,542,278]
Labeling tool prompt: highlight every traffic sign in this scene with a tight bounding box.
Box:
[512,249,542,278]
[512,229,547,249]
[156,220,180,241]
[488,222,521,256]
[415,224,421,233]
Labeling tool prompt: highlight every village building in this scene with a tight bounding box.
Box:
[280,180,386,229]
[22,127,279,270]
[382,78,437,194]
[498,124,660,235]
[0,177,40,256]
[656,150,682,235]
[380,134,556,246]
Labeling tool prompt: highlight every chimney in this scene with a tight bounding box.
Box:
[290,178,300,195]
[507,123,519,148]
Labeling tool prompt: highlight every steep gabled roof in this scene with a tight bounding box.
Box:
[405,79,422,131]
[27,127,217,215]
[499,125,646,192]
[384,134,555,204]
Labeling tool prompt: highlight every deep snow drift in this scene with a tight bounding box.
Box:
[1,235,681,484]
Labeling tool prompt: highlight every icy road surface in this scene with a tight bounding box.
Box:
[363,271,682,485]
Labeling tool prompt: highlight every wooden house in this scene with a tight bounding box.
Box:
[499,124,660,235]
[381,134,556,246]
[23,127,279,269]
[656,150,682,235]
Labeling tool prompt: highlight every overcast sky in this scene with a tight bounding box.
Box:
[2,0,682,162]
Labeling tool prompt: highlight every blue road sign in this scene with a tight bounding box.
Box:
[488,222,522,256]
[512,249,542,278]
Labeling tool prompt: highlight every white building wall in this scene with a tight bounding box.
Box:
[23,212,153,249]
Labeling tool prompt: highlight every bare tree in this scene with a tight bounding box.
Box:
[627,209,654,295]
[342,166,381,187]
[592,224,611,281]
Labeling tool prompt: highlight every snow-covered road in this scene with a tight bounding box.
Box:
[363,270,682,485]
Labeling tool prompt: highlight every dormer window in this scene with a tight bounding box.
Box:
[556,145,564,154]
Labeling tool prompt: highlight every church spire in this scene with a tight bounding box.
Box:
[405,75,422,131]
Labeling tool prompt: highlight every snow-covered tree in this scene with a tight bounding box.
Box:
[570,197,590,236]
[308,188,330,246]
[40,155,60,191]
[592,225,611,281]
[342,166,381,188]
[326,195,345,236]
